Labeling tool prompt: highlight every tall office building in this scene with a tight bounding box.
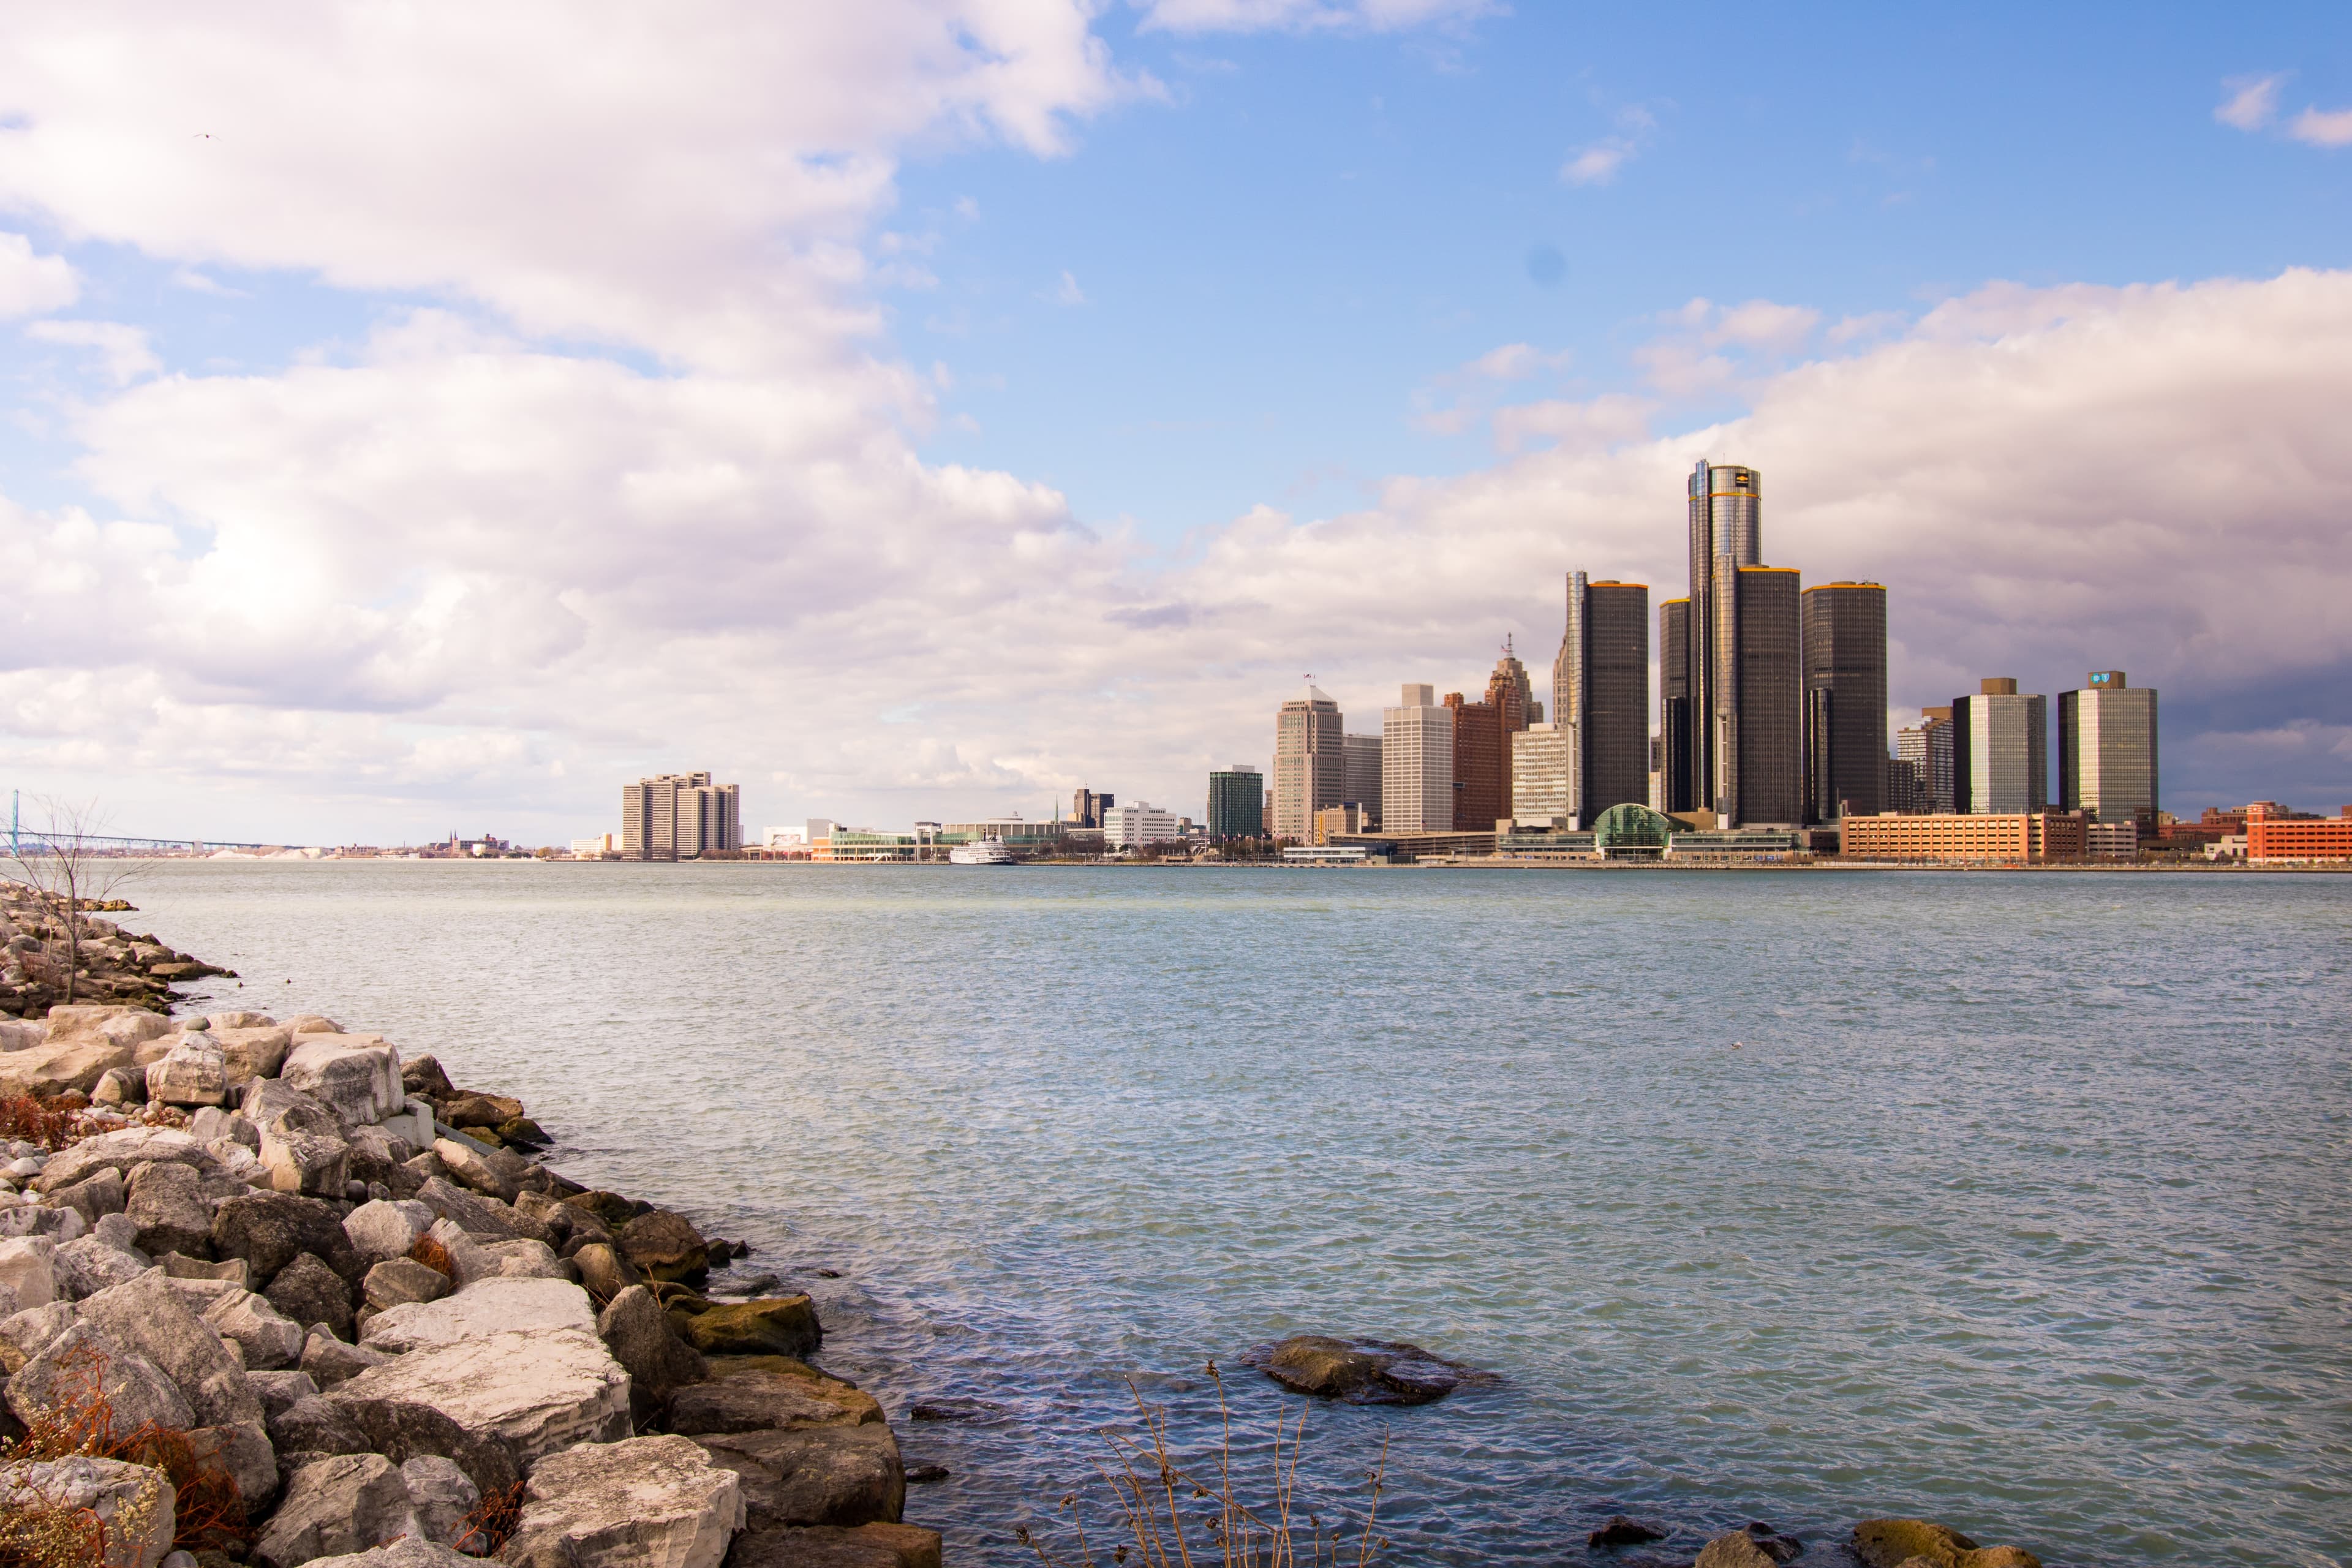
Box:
[1381,684,1453,833]
[2059,671,2159,824]
[1659,598,1694,812]
[1679,461,1762,816]
[1071,788,1115,829]
[1482,641,1537,819]
[1447,690,1506,831]
[1552,572,1650,826]
[1800,582,1889,822]
[1713,560,1804,826]
[1953,679,2048,813]
[1272,685,1344,840]
[1343,734,1384,827]
[1890,708,1954,815]
[620,771,741,861]
[1206,766,1265,839]
[1510,723,1574,824]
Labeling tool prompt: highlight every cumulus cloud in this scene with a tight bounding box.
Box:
[24,320,161,383]
[2289,105,2352,147]
[0,232,77,317]
[1561,106,1657,187]
[1137,0,1493,32]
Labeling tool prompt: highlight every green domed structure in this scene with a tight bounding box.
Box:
[1589,802,1676,858]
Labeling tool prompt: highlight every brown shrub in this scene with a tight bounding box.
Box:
[410,1235,457,1280]
[0,1094,85,1150]
[450,1479,525,1556]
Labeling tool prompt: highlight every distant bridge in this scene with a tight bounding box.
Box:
[7,791,313,857]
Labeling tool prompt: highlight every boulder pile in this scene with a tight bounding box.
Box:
[0,885,231,1021]
[1,1004,935,1568]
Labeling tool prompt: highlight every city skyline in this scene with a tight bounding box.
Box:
[0,7,2345,843]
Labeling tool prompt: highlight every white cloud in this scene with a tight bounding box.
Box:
[1561,141,1632,186]
[2214,74,2283,131]
[1054,270,1088,306]
[24,320,161,383]
[1137,0,1493,33]
[2289,105,2352,147]
[0,232,77,317]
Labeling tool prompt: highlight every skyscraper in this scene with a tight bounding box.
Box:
[1272,684,1344,840]
[1342,733,1384,827]
[1207,766,1265,839]
[1510,723,1573,824]
[620,771,741,861]
[1891,707,1954,814]
[1483,640,1537,819]
[1071,788,1115,829]
[1953,679,2048,813]
[1800,582,1889,822]
[1713,560,1804,826]
[1659,597,1694,812]
[1381,684,1453,833]
[1552,572,1650,826]
[1446,690,1506,831]
[2058,671,2159,824]
[1681,460,1762,815]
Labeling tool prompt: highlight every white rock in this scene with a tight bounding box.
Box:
[0,1202,84,1242]
[252,1453,423,1568]
[432,1137,520,1203]
[1,1299,77,1368]
[283,1035,405,1126]
[361,1276,597,1354]
[7,1319,195,1438]
[305,1540,478,1568]
[401,1453,479,1545]
[148,1038,230,1107]
[92,1012,175,1049]
[201,1287,307,1371]
[326,1326,631,1494]
[0,1455,177,1568]
[75,1267,265,1428]
[33,1127,214,1194]
[502,1434,744,1568]
[0,1019,46,1052]
[214,1025,293,1085]
[187,1106,235,1143]
[55,1232,151,1299]
[0,1235,59,1308]
[345,1198,435,1265]
[246,1079,352,1198]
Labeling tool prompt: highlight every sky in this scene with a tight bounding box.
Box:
[1,1,2348,843]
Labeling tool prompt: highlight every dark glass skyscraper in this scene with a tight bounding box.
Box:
[1659,597,1694,812]
[1715,563,1804,826]
[1206,766,1264,839]
[1801,581,1889,823]
[1552,571,1651,826]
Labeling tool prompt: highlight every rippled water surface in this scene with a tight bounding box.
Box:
[137,862,2351,1566]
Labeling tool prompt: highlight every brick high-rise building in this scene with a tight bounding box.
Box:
[1447,690,1506,831]
[1272,684,1344,840]
[1552,573,1650,826]
[1483,639,1537,820]
[1801,581,1888,823]
[621,771,741,861]
[1381,684,1453,834]
[2059,671,2159,825]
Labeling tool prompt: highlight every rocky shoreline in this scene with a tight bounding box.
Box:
[1,988,935,1567]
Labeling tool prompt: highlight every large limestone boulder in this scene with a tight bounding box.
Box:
[668,1357,880,1438]
[75,1267,264,1428]
[265,1251,357,1343]
[1853,1518,2043,1568]
[362,1276,596,1354]
[246,1079,353,1198]
[364,1256,452,1313]
[725,1524,943,1568]
[301,1330,394,1390]
[0,1300,76,1374]
[55,1231,151,1299]
[49,1167,127,1226]
[252,1453,424,1568]
[214,1025,293,1085]
[305,1540,478,1568]
[267,1389,374,1461]
[0,1235,60,1307]
[283,1035,405,1126]
[344,1198,435,1265]
[417,1175,547,1243]
[677,1296,822,1360]
[212,1191,362,1288]
[401,1453,479,1546]
[126,1161,214,1258]
[0,1455,176,1568]
[34,1126,214,1194]
[6,1319,195,1438]
[692,1424,903,1531]
[0,1018,45,1051]
[596,1285,708,1427]
[432,1136,527,1203]
[501,1434,744,1568]
[0,1036,137,1096]
[147,1034,230,1107]
[325,1325,631,1494]
[202,1286,308,1370]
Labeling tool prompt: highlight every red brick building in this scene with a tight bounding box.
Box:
[2247,802,2352,862]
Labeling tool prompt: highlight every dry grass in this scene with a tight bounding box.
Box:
[410,1234,458,1280]
[0,1093,86,1151]
[1017,1362,1388,1568]
[450,1479,526,1556]
[0,1341,252,1556]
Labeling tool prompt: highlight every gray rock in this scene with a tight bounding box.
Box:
[502,1433,743,1568]
[75,1267,261,1428]
[364,1256,452,1313]
[266,1393,372,1460]
[692,1424,905,1531]
[55,1232,152,1299]
[212,1192,361,1288]
[0,1235,59,1308]
[597,1284,709,1426]
[401,1453,478,1546]
[0,1202,85,1242]
[361,1276,594,1354]
[92,1066,145,1107]
[148,1038,230,1107]
[158,1251,249,1288]
[0,1299,77,1369]
[187,1106,236,1144]
[127,1161,214,1259]
[344,1197,434,1264]
[186,1420,278,1515]
[282,1036,405,1126]
[33,1126,216,1194]
[7,1318,195,1438]
[50,1166,127,1225]
[252,1453,424,1568]
[93,1212,142,1253]
[0,1455,178,1568]
[324,1325,631,1495]
[304,1540,480,1568]
[415,1175,545,1242]
[248,1367,322,1420]
[265,1252,356,1343]
[301,1329,393,1389]
[431,1136,525,1204]
[200,1287,307,1371]
[1251,1334,1480,1406]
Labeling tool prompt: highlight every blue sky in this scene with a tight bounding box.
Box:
[0,2,2347,841]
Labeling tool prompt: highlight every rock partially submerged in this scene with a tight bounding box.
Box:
[1248,1333,1490,1406]
[1853,1517,2043,1568]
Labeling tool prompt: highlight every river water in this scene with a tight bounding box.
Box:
[130,861,2350,1566]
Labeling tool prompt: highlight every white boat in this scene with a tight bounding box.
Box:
[947,837,1016,865]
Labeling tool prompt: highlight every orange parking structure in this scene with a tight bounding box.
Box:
[2247,802,2352,862]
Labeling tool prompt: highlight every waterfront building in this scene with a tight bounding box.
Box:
[1801,582,1888,823]
[1313,802,1367,844]
[1713,562,1803,826]
[1207,765,1265,839]
[1953,679,2048,814]
[2084,820,2138,858]
[1667,825,1806,862]
[1659,597,1695,812]
[1272,685,1344,841]
[1102,801,1182,850]
[2058,671,2160,826]
[1070,788,1115,829]
[1841,809,2086,863]
[1673,461,1762,819]
[1329,827,1498,859]
[1510,723,1574,825]
[1552,573,1650,826]
[570,834,616,859]
[940,815,1066,854]
[1446,690,1506,831]
[620,771,742,861]
[817,828,916,862]
[2246,802,2352,862]
[1381,684,1454,834]
[1343,734,1383,827]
